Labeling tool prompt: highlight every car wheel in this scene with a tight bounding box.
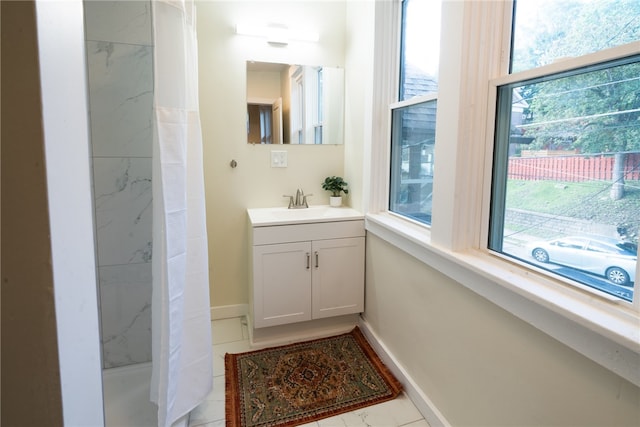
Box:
[532,248,549,263]
[606,267,630,286]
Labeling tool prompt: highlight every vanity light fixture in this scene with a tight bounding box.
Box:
[235,23,319,46]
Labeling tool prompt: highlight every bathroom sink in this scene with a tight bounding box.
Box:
[247,205,364,226]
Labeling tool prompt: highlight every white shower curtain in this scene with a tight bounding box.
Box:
[150,1,212,426]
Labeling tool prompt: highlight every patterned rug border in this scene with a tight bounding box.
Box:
[225,326,403,427]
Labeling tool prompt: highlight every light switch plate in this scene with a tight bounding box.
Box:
[271,150,288,168]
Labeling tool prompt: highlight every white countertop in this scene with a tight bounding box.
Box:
[247,205,364,227]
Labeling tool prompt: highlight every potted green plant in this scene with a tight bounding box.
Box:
[322,176,349,207]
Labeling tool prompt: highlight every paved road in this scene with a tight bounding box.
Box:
[503,238,634,302]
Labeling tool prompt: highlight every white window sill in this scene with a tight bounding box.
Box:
[365,212,640,387]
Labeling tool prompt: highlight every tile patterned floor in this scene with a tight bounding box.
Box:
[188,317,430,427]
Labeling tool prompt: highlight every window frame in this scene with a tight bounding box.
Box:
[366,0,640,387]
[488,50,640,301]
[389,94,438,226]
[310,66,323,144]
[290,66,304,144]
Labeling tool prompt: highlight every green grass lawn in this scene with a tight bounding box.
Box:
[505,179,640,233]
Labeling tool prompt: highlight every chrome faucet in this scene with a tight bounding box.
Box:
[283,188,312,209]
[295,188,304,206]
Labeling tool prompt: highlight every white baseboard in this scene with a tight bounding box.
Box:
[358,317,451,427]
[210,304,248,321]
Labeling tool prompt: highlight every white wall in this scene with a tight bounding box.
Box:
[36,0,105,424]
[365,230,640,426]
[197,1,361,309]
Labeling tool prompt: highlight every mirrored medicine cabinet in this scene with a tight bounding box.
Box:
[246,61,344,145]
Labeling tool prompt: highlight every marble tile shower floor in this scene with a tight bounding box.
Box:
[103,362,157,426]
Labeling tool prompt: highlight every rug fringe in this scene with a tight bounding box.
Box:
[225,352,240,427]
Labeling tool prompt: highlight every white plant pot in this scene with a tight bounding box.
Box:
[329,196,342,207]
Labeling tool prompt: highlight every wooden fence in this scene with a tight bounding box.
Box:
[508,152,640,182]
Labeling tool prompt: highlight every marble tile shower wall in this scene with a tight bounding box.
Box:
[84,1,154,368]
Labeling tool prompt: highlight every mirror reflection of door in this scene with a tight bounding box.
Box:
[247,97,283,144]
[246,61,345,144]
[272,98,283,144]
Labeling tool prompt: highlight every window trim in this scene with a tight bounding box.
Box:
[367,0,640,387]
[390,92,438,110]
[490,42,640,92]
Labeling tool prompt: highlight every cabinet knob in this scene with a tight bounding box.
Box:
[306,253,310,269]
[315,251,319,268]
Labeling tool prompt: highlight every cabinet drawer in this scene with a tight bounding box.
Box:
[252,219,364,245]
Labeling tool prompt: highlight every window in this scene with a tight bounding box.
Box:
[369,0,639,385]
[489,1,639,301]
[314,67,323,144]
[289,65,325,144]
[511,0,640,73]
[389,98,437,223]
[389,0,441,225]
[290,66,304,144]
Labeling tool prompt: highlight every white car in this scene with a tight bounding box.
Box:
[528,236,637,286]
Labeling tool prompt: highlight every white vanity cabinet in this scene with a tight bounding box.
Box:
[248,207,365,331]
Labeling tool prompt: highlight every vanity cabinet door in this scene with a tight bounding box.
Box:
[311,237,365,319]
[252,242,312,328]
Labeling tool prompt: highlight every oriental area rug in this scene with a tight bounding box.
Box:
[225,327,403,427]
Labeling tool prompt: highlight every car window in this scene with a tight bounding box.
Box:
[557,238,586,249]
[617,242,638,255]
[586,241,615,254]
